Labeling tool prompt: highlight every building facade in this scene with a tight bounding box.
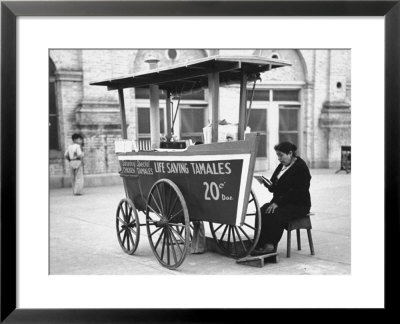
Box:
[49,49,351,188]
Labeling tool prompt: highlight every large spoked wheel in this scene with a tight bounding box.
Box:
[209,190,261,259]
[116,198,140,255]
[145,179,190,270]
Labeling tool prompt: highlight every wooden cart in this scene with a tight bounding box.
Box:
[91,55,290,269]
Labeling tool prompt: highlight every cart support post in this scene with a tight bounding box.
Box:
[166,91,172,141]
[149,84,161,149]
[238,70,248,140]
[146,56,161,149]
[118,88,128,139]
[208,72,220,143]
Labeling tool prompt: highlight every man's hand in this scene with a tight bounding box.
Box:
[266,203,278,214]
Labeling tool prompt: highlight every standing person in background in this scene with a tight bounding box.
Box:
[253,141,312,255]
[64,133,85,195]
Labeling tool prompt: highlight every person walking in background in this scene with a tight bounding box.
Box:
[253,141,312,255]
[64,133,85,195]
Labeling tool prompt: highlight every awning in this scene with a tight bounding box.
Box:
[90,55,291,95]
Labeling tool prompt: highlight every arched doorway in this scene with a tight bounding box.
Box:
[249,49,307,171]
[49,58,60,150]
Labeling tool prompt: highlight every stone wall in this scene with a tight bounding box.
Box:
[49,49,351,188]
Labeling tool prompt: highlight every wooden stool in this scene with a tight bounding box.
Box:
[284,213,315,258]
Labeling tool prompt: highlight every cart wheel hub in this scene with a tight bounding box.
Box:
[155,218,169,227]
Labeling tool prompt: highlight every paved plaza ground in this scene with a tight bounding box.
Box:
[50,169,351,275]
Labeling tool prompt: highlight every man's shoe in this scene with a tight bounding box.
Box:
[251,244,275,255]
[263,244,275,252]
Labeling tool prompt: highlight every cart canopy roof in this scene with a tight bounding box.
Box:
[90,55,291,95]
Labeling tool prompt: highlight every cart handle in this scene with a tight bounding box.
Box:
[171,95,182,136]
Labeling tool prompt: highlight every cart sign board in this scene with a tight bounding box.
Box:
[119,154,250,226]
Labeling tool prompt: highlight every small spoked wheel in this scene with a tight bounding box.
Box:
[146,179,190,269]
[209,190,261,259]
[116,198,140,255]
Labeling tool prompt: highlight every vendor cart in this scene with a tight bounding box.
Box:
[91,55,290,269]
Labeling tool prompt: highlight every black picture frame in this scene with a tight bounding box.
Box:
[1,0,399,322]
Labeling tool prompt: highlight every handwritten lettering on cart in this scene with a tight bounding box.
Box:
[120,160,239,202]
[202,181,233,201]
[122,161,232,176]
[120,160,137,174]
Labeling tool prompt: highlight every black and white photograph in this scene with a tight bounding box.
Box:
[49,49,351,275]
[4,5,393,316]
